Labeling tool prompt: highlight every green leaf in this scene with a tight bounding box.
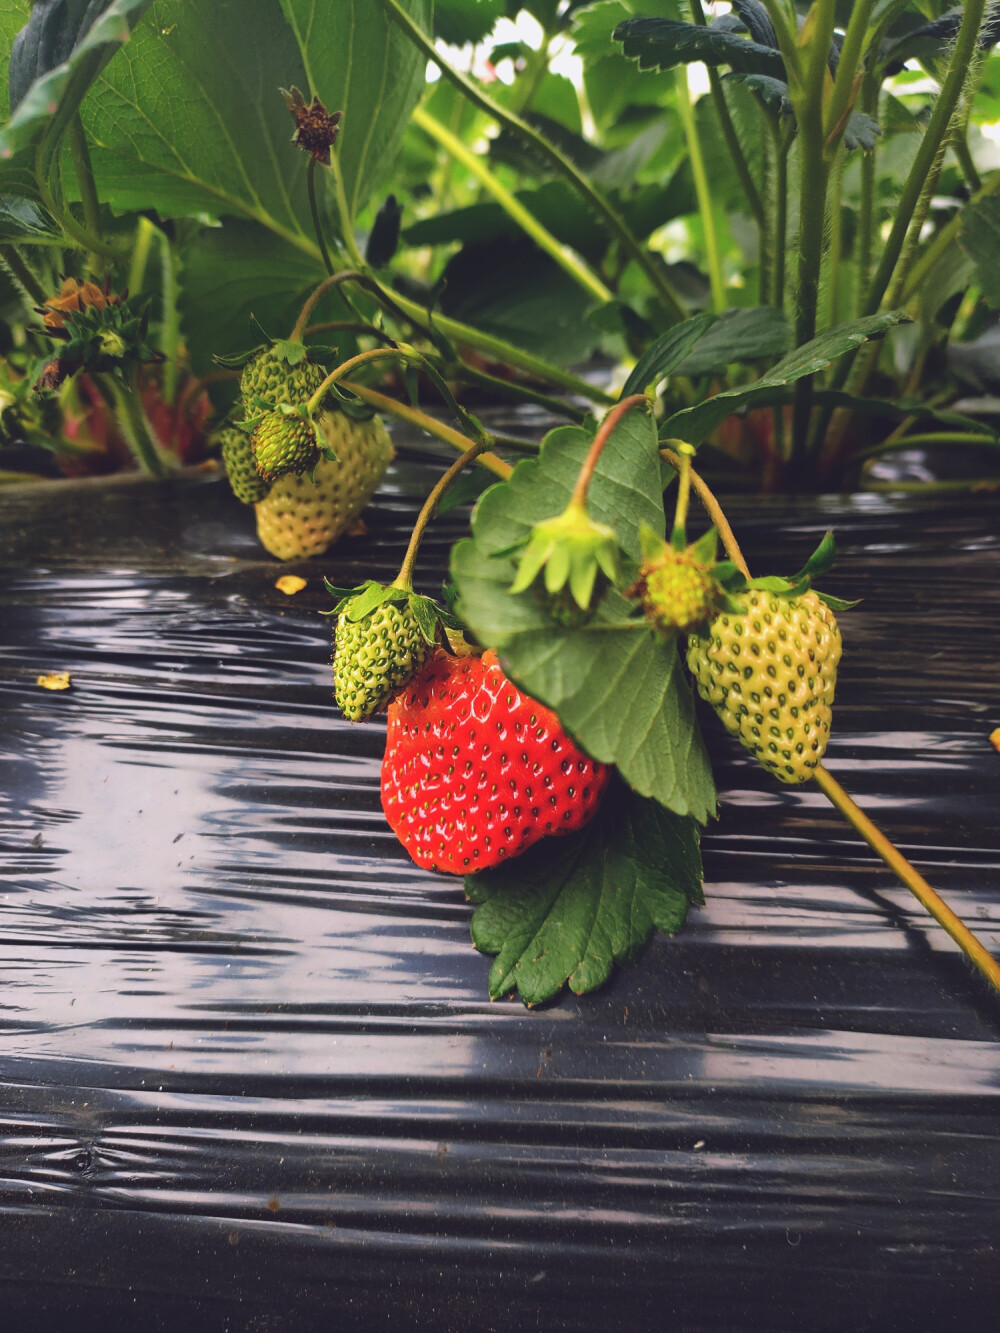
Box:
[663,312,911,445]
[0,194,59,241]
[621,311,717,397]
[451,416,717,822]
[673,306,790,376]
[467,778,704,1005]
[614,16,787,79]
[843,111,881,153]
[434,0,506,45]
[176,219,336,375]
[723,70,790,114]
[960,195,1000,309]
[278,0,431,220]
[0,0,154,201]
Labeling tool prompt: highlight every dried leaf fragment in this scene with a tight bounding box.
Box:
[37,672,71,691]
[990,728,1000,754]
[275,575,307,596]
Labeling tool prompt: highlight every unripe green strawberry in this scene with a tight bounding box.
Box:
[633,547,720,634]
[218,427,270,504]
[255,411,394,561]
[334,598,430,721]
[251,409,319,481]
[240,345,325,411]
[687,589,841,784]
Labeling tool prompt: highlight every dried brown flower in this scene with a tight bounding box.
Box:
[281,85,342,166]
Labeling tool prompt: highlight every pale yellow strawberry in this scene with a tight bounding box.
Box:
[254,412,393,560]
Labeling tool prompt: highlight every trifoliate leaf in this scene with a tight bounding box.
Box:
[466,778,703,1006]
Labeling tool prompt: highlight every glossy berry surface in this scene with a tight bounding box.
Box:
[381,649,611,874]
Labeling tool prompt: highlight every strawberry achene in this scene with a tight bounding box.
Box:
[381,649,611,874]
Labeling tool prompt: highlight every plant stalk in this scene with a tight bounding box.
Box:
[571,395,649,507]
[412,103,612,305]
[158,227,180,406]
[103,375,173,478]
[378,0,687,322]
[339,379,512,479]
[813,763,1000,997]
[0,243,48,305]
[675,66,726,314]
[396,442,485,587]
[67,113,103,259]
[660,446,751,578]
[307,158,335,276]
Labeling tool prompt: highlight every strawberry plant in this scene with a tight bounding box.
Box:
[1,3,998,1004]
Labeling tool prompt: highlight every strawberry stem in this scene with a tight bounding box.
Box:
[307,158,335,276]
[667,439,695,548]
[396,443,486,589]
[571,395,650,509]
[340,380,512,479]
[813,764,1000,998]
[660,446,751,579]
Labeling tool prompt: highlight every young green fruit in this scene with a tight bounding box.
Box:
[254,411,393,561]
[334,597,429,722]
[686,589,841,784]
[218,427,270,504]
[628,526,721,633]
[240,344,325,412]
[251,409,319,481]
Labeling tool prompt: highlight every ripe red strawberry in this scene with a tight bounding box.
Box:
[381,649,611,874]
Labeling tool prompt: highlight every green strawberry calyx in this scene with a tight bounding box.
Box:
[716,531,859,612]
[508,497,621,613]
[322,578,462,645]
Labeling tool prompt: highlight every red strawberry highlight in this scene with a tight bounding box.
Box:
[381,649,611,874]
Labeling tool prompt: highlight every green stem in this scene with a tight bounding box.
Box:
[291,270,614,404]
[378,0,687,322]
[307,158,335,276]
[953,132,983,195]
[863,0,988,317]
[675,66,725,314]
[690,0,765,231]
[339,379,512,479]
[826,146,845,329]
[813,763,1000,998]
[854,76,880,314]
[660,446,751,577]
[327,146,366,270]
[103,375,173,478]
[412,103,612,305]
[396,442,485,588]
[769,117,791,312]
[158,227,180,406]
[67,113,102,258]
[128,216,155,297]
[901,169,1000,304]
[823,0,878,145]
[571,395,649,507]
[0,243,47,305]
[669,440,695,546]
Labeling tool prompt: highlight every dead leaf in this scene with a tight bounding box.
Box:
[275,576,307,595]
[37,672,71,691]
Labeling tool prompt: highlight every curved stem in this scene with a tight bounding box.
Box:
[412,104,612,305]
[902,168,1000,304]
[571,395,649,507]
[396,443,485,588]
[379,0,686,322]
[339,379,512,479]
[813,763,1000,997]
[290,269,612,402]
[67,113,102,267]
[669,441,695,547]
[307,159,335,276]
[103,375,173,478]
[660,446,751,578]
[675,66,725,314]
[0,244,47,305]
[326,146,366,270]
[864,0,987,317]
[304,320,397,343]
